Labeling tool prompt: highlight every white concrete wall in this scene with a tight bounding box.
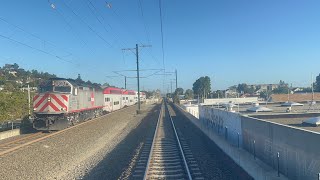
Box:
[182,104,199,119]
[199,106,242,146]
[202,97,259,105]
[175,104,288,180]
[0,129,20,140]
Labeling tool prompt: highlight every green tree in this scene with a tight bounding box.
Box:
[192,76,211,100]
[184,89,194,99]
[236,83,256,94]
[3,82,15,92]
[315,74,320,92]
[12,63,19,70]
[75,74,85,84]
[211,90,224,98]
[103,82,110,87]
[175,88,184,95]
[272,80,289,94]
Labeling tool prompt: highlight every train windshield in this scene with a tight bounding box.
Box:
[39,85,53,93]
[54,86,71,93]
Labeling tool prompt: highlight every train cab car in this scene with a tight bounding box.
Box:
[33,78,104,130]
[103,87,122,113]
[121,90,130,108]
[127,90,136,106]
[140,92,147,102]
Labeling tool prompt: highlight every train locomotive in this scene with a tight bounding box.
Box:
[33,78,146,130]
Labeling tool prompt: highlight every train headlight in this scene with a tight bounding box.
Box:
[33,108,37,111]
[48,97,51,102]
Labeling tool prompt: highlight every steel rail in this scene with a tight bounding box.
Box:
[143,102,163,180]
[0,132,43,149]
[167,102,193,180]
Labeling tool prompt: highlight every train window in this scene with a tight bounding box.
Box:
[54,86,71,93]
[114,101,119,105]
[126,97,128,100]
[39,85,53,93]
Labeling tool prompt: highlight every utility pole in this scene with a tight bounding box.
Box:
[124,76,127,89]
[28,84,31,117]
[136,44,141,113]
[175,69,178,89]
[122,44,151,114]
[170,80,173,95]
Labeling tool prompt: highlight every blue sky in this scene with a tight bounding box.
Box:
[0,0,320,92]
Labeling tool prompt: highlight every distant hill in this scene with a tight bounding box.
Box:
[0,63,58,91]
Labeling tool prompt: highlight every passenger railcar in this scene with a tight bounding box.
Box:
[33,78,104,130]
[103,87,123,112]
[102,88,138,113]
[33,78,148,130]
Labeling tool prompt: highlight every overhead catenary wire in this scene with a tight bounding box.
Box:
[0,17,73,59]
[85,0,136,55]
[47,0,91,49]
[47,0,129,80]
[137,0,151,44]
[158,0,165,70]
[105,1,162,66]
[0,33,77,65]
[59,0,113,48]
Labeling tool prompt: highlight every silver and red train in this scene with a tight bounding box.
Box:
[32,78,146,130]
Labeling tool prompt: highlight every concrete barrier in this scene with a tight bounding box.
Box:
[182,104,199,119]
[199,106,242,147]
[202,97,259,105]
[0,129,20,140]
[175,104,288,180]
[242,116,320,180]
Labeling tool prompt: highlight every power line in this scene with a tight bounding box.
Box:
[105,2,162,66]
[48,0,91,48]
[158,0,165,70]
[0,17,73,58]
[59,0,113,48]
[85,0,136,55]
[137,0,151,44]
[114,68,164,72]
[0,33,76,65]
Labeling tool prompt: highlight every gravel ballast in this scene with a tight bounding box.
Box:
[0,104,159,180]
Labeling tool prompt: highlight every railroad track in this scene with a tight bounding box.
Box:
[0,105,135,157]
[0,132,48,156]
[132,101,203,180]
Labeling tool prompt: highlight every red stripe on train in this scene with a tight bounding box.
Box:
[34,94,49,108]
[49,102,60,111]
[61,95,68,102]
[51,94,67,111]
[33,95,39,102]
[38,101,60,112]
[39,102,49,112]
